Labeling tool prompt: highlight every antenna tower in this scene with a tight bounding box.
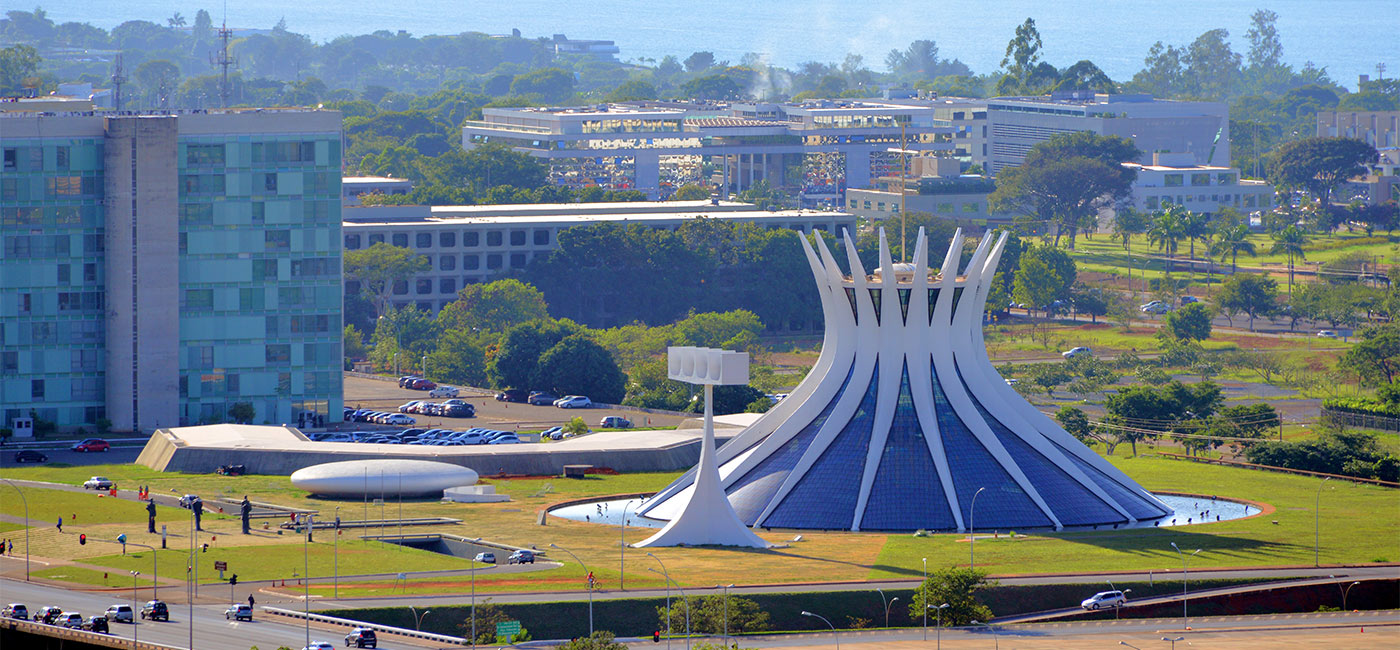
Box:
[111,53,127,112]
[210,21,237,107]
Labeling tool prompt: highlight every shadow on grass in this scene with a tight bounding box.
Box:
[1044,526,1308,564]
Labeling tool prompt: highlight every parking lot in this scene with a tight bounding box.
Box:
[340,375,690,433]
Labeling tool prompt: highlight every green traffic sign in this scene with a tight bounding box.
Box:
[496,620,521,638]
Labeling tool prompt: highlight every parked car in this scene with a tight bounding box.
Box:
[443,403,475,418]
[1317,330,1338,338]
[429,386,460,398]
[301,643,335,650]
[72,438,110,452]
[12,450,47,463]
[224,604,252,621]
[59,612,84,629]
[410,378,437,391]
[488,436,521,445]
[495,389,528,403]
[527,392,557,406]
[541,426,564,440]
[36,606,63,624]
[83,476,115,490]
[1,604,28,620]
[1180,295,1200,305]
[508,549,536,565]
[557,396,592,409]
[1139,301,1170,314]
[83,615,109,633]
[473,551,496,564]
[397,375,420,388]
[599,416,632,428]
[1061,347,1093,359]
[140,600,168,622]
[345,627,378,648]
[1081,590,1128,610]
[1004,377,1019,386]
[178,494,201,509]
[104,604,134,624]
[398,401,425,413]
[385,414,416,426]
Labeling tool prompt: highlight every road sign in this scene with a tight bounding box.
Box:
[214,561,228,571]
[496,621,521,639]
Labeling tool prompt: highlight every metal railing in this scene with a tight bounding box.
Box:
[262,606,469,645]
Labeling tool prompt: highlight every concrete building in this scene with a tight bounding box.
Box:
[986,93,1230,174]
[1316,110,1399,149]
[461,100,958,203]
[1122,152,1277,215]
[342,200,857,313]
[1,108,344,432]
[844,153,1004,226]
[341,175,413,205]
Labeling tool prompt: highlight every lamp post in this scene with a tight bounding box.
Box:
[620,499,636,591]
[1340,579,1361,610]
[800,611,837,650]
[1119,642,1144,650]
[971,619,999,650]
[124,541,158,600]
[929,603,948,650]
[1169,542,1201,629]
[470,537,482,647]
[646,553,671,649]
[1315,476,1331,567]
[130,570,140,650]
[302,513,313,650]
[410,606,431,631]
[969,486,987,570]
[876,588,898,628]
[921,557,928,641]
[1115,589,1133,619]
[721,583,734,644]
[550,543,593,636]
[334,505,340,598]
[1,479,29,580]
[1162,636,1185,650]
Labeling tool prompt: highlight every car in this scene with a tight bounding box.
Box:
[178,494,201,509]
[83,615,109,633]
[36,606,63,624]
[1317,330,1338,338]
[552,395,579,406]
[473,551,496,564]
[83,476,115,490]
[443,403,475,418]
[1004,377,1019,386]
[12,450,48,463]
[1061,347,1093,359]
[541,426,564,440]
[140,600,168,622]
[1139,301,1170,314]
[385,414,416,426]
[410,378,437,391]
[488,436,521,445]
[527,392,558,406]
[398,401,425,413]
[59,612,84,628]
[1180,296,1200,305]
[429,386,459,398]
[1,604,28,620]
[557,396,592,409]
[1081,590,1128,610]
[72,438,110,452]
[345,627,378,648]
[599,416,632,428]
[398,375,420,388]
[508,549,535,565]
[104,604,134,623]
[225,604,252,621]
[496,389,528,403]
[302,643,335,650]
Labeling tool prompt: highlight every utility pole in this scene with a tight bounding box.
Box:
[110,53,127,112]
[210,20,237,107]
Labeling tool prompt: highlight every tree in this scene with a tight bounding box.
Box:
[1113,208,1150,292]
[671,184,712,200]
[343,325,367,361]
[1054,60,1115,94]
[1027,362,1073,397]
[368,305,439,371]
[228,402,255,424]
[999,18,1042,93]
[436,279,549,335]
[1269,225,1309,294]
[908,567,995,627]
[1012,256,1062,316]
[1217,273,1278,331]
[534,334,626,403]
[1130,41,1185,97]
[1340,325,1400,385]
[556,631,628,650]
[684,51,715,73]
[1180,208,1213,266]
[679,73,744,100]
[605,79,657,102]
[1210,223,1257,273]
[1055,405,1097,444]
[1182,28,1242,100]
[426,328,488,387]
[1245,9,1283,70]
[134,59,180,108]
[0,44,41,95]
[489,319,582,390]
[989,133,1140,248]
[563,416,590,436]
[1072,286,1109,323]
[344,242,430,319]
[658,594,770,635]
[1268,137,1380,205]
[1147,204,1188,272]
[509,67,574,103]
[1161,303,1213,342]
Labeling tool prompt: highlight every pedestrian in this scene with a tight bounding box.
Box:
[56,517,62,532]
[248,594,255,608]
[5,540,11,554]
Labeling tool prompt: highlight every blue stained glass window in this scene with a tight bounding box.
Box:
[1050,441,1170,520]
[861,361,956,531]
[726,364,855,524]
[764,363,880,530]
[961,376,1123,526]
[930,360,1053,529]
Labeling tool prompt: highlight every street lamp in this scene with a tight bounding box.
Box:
[1119,642,1144,650]
[1114,589,1133,619]
[647,569,690,650]
[876,588,898,628]
[1169,542,1201,629]
[620,499,636,590]
[969,486,987,570]
[470,537,482,647]
[929,603,948,650]
[1340,579,1362,610]
[721,583,734,644]
[1315,476,1331,567]
[410,606,431,631]
[302,513,314,650]
[971,619,999,650]
[921,557,928,641]
[130,570,140,650]
[801,611,837,650]
[646,553,672,650]
[550,543,593,636]
[1162,636,1185,649]
[334,505,341,598]
[1,479,29,580]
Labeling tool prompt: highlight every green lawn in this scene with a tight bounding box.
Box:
[0,521,27,533]
[33,565,158,588]
[0,486,186,525]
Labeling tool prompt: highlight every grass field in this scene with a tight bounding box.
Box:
[3,456,1395,596]
[0,485,187,526]
[33,565,158,588]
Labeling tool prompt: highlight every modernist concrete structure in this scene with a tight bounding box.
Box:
[1122,152,1277,215]
[461,100,959,203]
[341,176,413,205]
[290,459,478,497]
[637,228,1172,532]
[986,93,1229,174]
[343,201,857,314]
[1316,110,1399,149]
[1,108,344,431]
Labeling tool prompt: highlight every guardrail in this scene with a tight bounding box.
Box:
[3,437,148,450]
[1321,407,1400,432]
[263,605,469,645]
[2,617,182,649]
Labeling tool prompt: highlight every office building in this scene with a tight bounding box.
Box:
[342,201,856,314]
[342,175,413,205]
[844,154,1004,225]
[1,108,343,433]
[1122,152,1276,215]
[1316,111,1399,149]
[986,93,1230,174]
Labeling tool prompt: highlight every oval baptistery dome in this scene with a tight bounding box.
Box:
[290,459,479,497]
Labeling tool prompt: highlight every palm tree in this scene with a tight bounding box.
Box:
[1113,208,1149,293]
[1147,207,1187,273]
[1180,208,1213,264]
[1270,225,1309,294]
[1210,224,1257,273]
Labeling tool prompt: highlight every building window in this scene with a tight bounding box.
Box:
[487,231,503,247]
[440,232,456,248]
[962,203,979,213]
[1217,173,1236,186]
[266,344,291,364]
[1145,196,1159,209]
[1191,173,1210,187]
[440,278,456,294]
[510,253,527,268]
[1,351,16,372]
[184,289,214,310]
[1164,174,1183,187]
[369,233,385,245]
[265,230,290,250]
[263,173,279,192]
[510,230,526,246]
[416,279,432,294]
[486,254,503,269]
[392,280,408,295]
[938,203,953,213]
[186,144,225,165]
[464,255,480,270]
[440,255,455,271]
[464,231,480,247]
[345,234,361,249]
[533,229,549,246]
[31,379,44,402]
[416,233,432,248]
[391,233,408,247]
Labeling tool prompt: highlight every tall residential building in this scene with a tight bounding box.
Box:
[1316,110,1399,149]
[986,93,1230,175]
[1,108,343,433]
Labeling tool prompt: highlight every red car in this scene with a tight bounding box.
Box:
[71,438,110,452]
[410,378,437,390]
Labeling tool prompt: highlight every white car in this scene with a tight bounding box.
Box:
[553,395,581,406]
[1061,347,1093,359]
[83,476,115,490]
[302,643,335,650]
[474,551,496,564]
[398,401,425,413]
[384,413,416,426]
[1139,301,1170,314]
[104,604,133,623]
[1317,330,1337,338]
[429,386,460,398]
[556,396,592,409]
[1081,590,1128,610]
